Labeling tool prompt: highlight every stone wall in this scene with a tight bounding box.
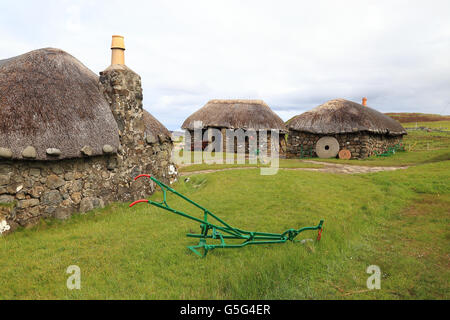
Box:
[287,131,403,159]
[0,142,174,232]
[0,65,177,234]
[186,128,287,156]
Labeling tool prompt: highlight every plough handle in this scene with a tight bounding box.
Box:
[129,199,149,208]
[134,174,152,181]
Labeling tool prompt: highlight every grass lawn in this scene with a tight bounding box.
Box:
[179,158,324,173]
[1,120,449,300]
[402,121,450,129]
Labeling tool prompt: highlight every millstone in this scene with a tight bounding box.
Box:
[315,136,339,158]
[339,149,352,160]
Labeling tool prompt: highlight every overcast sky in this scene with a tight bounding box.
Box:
[1,0,449,130]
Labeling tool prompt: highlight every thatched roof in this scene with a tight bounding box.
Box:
[287,99,406,136]
[0,48,120,160]
[143,110,171,140]
[182,99,287,132]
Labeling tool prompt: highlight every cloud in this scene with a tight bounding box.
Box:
[1,0,449,130]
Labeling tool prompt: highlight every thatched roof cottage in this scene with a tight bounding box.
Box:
[0,48,120,160]
[286,98,406,159]
[182,99,287,154]
[0,36,177,233]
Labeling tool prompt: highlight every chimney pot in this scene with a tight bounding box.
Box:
[111,35,125,65]
[362,97,367,106]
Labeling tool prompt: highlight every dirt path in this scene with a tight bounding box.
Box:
[180,161,409,176]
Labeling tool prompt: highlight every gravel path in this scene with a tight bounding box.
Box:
[180,161,409,176]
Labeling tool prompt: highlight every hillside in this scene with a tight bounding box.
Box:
[385,113,450,123]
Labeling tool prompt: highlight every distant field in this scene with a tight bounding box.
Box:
[386,112,450,123]
[402,121,450,129]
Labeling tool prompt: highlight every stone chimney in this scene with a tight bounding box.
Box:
[99,36,145,154]
[362,97,367,106]
[111,35,125,65]
[97,35,176,200]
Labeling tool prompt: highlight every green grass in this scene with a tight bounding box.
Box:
[1,121,449,300]
[179,158,324,172]
[402,121,450,129]
[1,159,448,299]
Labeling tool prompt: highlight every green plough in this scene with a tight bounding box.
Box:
[130,174,324,258]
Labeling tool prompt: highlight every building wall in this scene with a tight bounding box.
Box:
[287,131,403,159]
[186,128,286,156]
[0,66,177,234]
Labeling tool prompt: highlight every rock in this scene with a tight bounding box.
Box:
[79,197,105,213]
[81,146,93,156]
[0,195,14,204]
[46,148,62,156]
[29,186,45,198]
[0,174,10,186]
[17,199,40,209]
[29,168,41,177]
[71,192,82,204]
[50,164,64,175]
[53,207,73,220]
[44,206,56,215]
[17,199,39,209]
[70,180,83,193]
[102,145,114,154]
[0,148,12,159]
[146,134,157,144]
[64,172,74,181]
[101,171,110,179]
[46,175,65,189]
[61,198,73,207]
[158,134,168,143]
[0,165,12,175]
[22,146,37,159]
[107,157,118,170]
[16,193,25,200]
[73,172,83,179]
[6,183,21,194]
[41,190,62,206]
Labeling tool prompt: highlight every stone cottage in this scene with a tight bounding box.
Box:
[181,99,287,155]
[0,36,177,233]
[286,98,407,159]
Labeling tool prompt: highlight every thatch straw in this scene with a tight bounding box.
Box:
[0,48,120,160]
[143,110,171,138]
[287,99,406,135]
[181,99,287,132]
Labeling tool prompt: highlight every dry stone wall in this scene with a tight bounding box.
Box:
[287,131,403,159]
